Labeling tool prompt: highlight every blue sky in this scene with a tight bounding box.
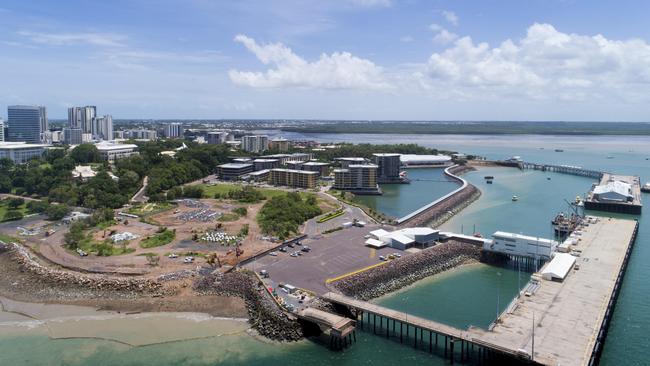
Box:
[1,0,649,121]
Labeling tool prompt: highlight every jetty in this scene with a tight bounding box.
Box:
[322,217,639,365]
[519,162,603,179]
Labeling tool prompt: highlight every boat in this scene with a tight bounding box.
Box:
[606,156,614,159]
[486,180,493,184]
[512,195,518,201]
[554,149,564,152]
[552,212,582,237]
[484,176,494,180]
[547,177,551,180]
[642,182,650,193]
[574,195,582,204]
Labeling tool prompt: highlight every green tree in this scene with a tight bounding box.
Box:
[27,200,49,213]
[46,204,70,220]
[7,197,24,209]
[3,210,24,221]
[70,144,101,164]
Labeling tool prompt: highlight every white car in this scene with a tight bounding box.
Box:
[168,253,178,259]
[379,255,386,261]
[183,256,194,263]
[393,253,402,258]
[269,251,278,256]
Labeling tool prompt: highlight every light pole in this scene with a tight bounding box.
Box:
[496,271,502,322]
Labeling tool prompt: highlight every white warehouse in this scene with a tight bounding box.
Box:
[483,231,558,260]
[367,227,439,250]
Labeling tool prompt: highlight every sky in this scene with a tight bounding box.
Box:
[1,0,650,121]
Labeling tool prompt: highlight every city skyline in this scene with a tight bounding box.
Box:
[1,0,650,121]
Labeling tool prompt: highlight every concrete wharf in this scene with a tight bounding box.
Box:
[322,217,639,365]
[584,173,642,214]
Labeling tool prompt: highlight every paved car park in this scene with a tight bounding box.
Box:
[244,224,410,294]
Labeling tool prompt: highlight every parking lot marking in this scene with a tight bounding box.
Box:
[325,261,388,284]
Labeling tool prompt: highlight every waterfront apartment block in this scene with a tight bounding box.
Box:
[269,137,290,152]
[333,164,380,194]
[301,161,331,177]
[7,105,48,144]
[95,142,138,162]
[269,168,318,189]
[336,157,367,168]
[241,135,269,153]
[263,153,313,165]
[248,169,270,182]
[206,131,229,144]
[218,163,254,180]
[0,141,48,164]
[373,153,402,183]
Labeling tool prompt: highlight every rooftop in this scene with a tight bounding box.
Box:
[0,142,49,149]
[218,163,253,169]
[271,168,318,175]
[95,142,138,151]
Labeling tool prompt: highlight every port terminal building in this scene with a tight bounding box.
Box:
[585,174,642,214]
[367,227,439,250]
[483,231,557,261]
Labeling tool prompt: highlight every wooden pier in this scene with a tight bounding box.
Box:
[519,162,604,179]
[322,217,639,365]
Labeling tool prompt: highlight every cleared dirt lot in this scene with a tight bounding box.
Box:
[245,224,411,294]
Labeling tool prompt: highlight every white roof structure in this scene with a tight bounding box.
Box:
[72,165,96,179]
[95,141,138,151]
[400,154,452,164]
[541,253,576,281]
[369,229,389,239]
[400,227,437,236]
[493,231,556,245]
[593,180,632,200]
[387,232,415,245]
[365,238,387,248]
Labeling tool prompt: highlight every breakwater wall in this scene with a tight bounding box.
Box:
[2,241,163,296]
[331,241,481,301]
[193,270,303,341]
[396,165,480,228]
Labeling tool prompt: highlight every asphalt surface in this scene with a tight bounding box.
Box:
[245,224,410,294]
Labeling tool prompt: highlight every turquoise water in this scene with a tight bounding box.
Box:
[353,168,458,219]
[3,133,650,365]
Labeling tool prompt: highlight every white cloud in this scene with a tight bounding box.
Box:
[429,23,442,32]
[17,31,126,47]
[229,34,390,90]
[433,29,458,45]
[349,0,392,8]
[442,10,459,26]
[400,36,414,43]
[420,23,650,102]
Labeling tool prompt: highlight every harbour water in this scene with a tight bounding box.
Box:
[3,133,650,365]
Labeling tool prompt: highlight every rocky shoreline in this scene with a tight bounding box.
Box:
[193,270,303,341]
[331,241,481,301]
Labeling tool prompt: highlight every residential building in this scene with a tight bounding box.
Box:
[333,164,380,194]
[217,163,254,180]
[164,123,183,138]
[93,115,113,141]
[63,128,83,145]
[241,135,268,153]
[0,119,4,142]
[269,137,290,152]
[373,153,402,183]
[336,157,367,168]
[206,131,229,144]
[7,105,47,143]
[253,158,280,171]
[248,169,270,182]
[269,168,318,189]
[124,129,157,140]
[68,106,96,134]
[0,141,48,163]
[95,141,138,161]
[114,130,125,139]
[263,153,313,165]
[82,133,93,143]
[51,130,63,143]
[301,161,331,177]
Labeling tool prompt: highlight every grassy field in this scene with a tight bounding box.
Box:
[0,233,22,243]
[127,202,174,216]
[140,229,176,248]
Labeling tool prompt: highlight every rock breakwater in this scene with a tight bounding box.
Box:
[331,241,481,301]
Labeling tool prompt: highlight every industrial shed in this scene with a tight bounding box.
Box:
[541,253,576,281]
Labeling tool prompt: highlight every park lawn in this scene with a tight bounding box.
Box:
[140,229,176,248]
[200,183,324,201]
[127,202,174,216]
[77,235,136,256]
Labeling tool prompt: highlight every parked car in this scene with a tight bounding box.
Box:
[183,256,194,263]
[279,247,287,252]
[290,252,299,258]
[301,246,311,252]
[168,253,178,259]
[379,255,386,261]
[76,249,88,257]
[287,243,294,248]
[393,253,402,258]
[268,251,278,257]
